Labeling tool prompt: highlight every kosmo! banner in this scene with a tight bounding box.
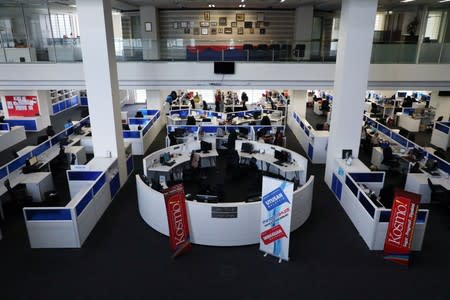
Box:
[163,184,191,258]
[259,176,293,262]
[383,189,420,266]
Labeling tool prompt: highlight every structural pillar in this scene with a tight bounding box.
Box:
[324,0,378,186]
[77,0,127,184]
[140,5,160,60]
[291,90,307,118]
[430,90,450,121]
[146,89,163,110]
[294,5,314,60]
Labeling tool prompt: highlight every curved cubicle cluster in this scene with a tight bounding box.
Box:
[137,140,314,246]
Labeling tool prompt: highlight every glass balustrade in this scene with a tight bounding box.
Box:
[2,37,450,64]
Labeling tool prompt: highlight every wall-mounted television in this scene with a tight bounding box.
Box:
[214,62,235,74]
[438,91,450,97]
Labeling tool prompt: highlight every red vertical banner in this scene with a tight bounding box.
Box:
[163,184,191,258]
[384,189,421,266]
[5,96,39,117]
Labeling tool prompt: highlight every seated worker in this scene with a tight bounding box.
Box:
[371,132,380,146]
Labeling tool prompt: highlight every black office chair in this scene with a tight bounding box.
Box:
[293,44,306,59]
[436,116,444,122]
[186,116,196,125]
[4,179,32,208]
[168,132,177,146]
[46,125,55,137]
[80,108,89,118]
[427,178,450,206]
[260,116,271,125]
[382,146,400,170]
[36,135,49,145]
[135,111,144,118]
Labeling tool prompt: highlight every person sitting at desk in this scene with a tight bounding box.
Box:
[202,100,208,110]
[46,125,55,137]
[241,92,248,111]
[371,132,380,146]
[260,115,271,125]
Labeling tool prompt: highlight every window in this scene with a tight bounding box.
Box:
[374,13,386,31]
[424,11,443,40]
[135,89,147,104]
[50,13,79,38]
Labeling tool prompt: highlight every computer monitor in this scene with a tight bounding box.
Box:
[274,150,283,161]
[201,141,212,152]
[28,156,38,167]
[196,194,219,203]
[241,142,254,154]
[163,152,171,163]
[397,92,407,98]
[174,128,186,137]
[239,127,249,137]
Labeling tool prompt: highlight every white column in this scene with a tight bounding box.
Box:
[140,5,160,60]
[77,0,127,184]
[36,90,52,127]
[291,90,307,118]
[146,89,163,110]
[324,0,378,186]
[430,90,450,121]
[294,5,314,60]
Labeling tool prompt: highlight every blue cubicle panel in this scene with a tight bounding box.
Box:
[126,156,134,176]
[391,132,408,147]
[92,174,106,195]
[435,123,450,134]
[138,109,159,116]
[378,124,390,136]
[76,192,93,216]
[379,210,427,224]
[0,123,10,131]
[349,172,384,183]
[4,119,37,131]
[307,144,314,160]
[128,118,149,125]
[123,131,141,138]
[67,171,102,181]
[80,96,88,106]
[7,155,31,173]
[25,209,72,221]
[110,173,120,199]
[32,140,51,157]
[0,167,7,180]
[201,126,220,133]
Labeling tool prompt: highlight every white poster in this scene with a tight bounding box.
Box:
[259,176,293,261]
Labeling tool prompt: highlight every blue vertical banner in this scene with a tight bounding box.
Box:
[259,176,293,262]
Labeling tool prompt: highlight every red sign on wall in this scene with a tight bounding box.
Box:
[5,95,39,117]
[163,183,191,258]
[383,189,420,266]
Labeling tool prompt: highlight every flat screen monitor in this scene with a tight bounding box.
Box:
[241,142,254,153]
[397,92,407,98]
[28,156,38,166]
[163,152,171,163]
[214,62,235,74]
[274,150,283,161]
[174,128,186,137]
[200,141,212,152]
[196,194,218,203]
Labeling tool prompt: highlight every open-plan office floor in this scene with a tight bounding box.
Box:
[0,124,449,299]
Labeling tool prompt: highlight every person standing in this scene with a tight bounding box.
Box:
[215,90,221,112]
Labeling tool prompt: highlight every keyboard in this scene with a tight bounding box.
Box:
[163,161,176,167]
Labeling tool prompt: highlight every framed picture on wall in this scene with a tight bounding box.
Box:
[211,21,217,26]
[145,22,152,32]
[237,27,243,35]
[236,13,245,21]
[201,27,208,35]
[219,17,227,26]
[173,22,178,29]
[204,11,210,20]
[244,21,252,28]
[231,22,237,27]
[257,13,264,22]
[224,27,232,34]
[193,27,200,35]
[211,28,217,35]
[180,21,188,28]
[218,28,223,34]
[200,21,209,27]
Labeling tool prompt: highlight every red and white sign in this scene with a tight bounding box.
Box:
[5,95,39,117]
[383,189,420,266]
[163,184,191,258]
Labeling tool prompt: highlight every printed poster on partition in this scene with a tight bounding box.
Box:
[163,183,192,258]
[259,176,293,261]
[383,189,420,266]
[5,95,39,117]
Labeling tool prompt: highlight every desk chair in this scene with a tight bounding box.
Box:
[427,178,450,206]
[4,179,32,208]
[381,146,400,171]
[186,116,196,125]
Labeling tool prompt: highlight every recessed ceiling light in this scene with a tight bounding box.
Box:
[241,0,245,2]
[439,0,450,2]
[280,0,286,3]
[400,0,415,3]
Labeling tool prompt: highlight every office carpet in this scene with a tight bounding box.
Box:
[1,126,450,300]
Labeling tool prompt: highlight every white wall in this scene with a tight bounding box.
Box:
[430,90,450,121]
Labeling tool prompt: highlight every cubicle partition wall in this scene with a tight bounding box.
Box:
[80,96,88,106]
[331,158,429,251]
[0,123,26,152]
[51,94,80,115]
[430,121,450,150]
[0,116,91,199]
[2,116,49,132]
[289,112,328,164]
[122,110,163,155]
[23,158,119,248]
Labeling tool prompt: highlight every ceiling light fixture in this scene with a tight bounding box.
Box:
[438,0,450,2]
[400,0,415,3]
[280,0,286,3]
[208,4,215,7]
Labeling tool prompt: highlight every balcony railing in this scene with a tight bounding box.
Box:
[1,38,450,64]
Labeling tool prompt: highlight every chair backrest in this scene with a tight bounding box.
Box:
[135,111,144,118]
[436,116,443,122]
[243,44,253,50]
[427,178,436,193]
[190,152,200,169]
[382,146,393,161]
[186,116,196,125]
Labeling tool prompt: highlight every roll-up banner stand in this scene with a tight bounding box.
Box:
[163,184,192,258]
[259,176,293,262]
[383,189,420,266]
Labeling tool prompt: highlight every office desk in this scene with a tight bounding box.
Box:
[0,126,27,152]
[404,173,450,203]
[65,146,87,165]
[17,145,37,157]
[398,114,421,132]
[19,172,54,202]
